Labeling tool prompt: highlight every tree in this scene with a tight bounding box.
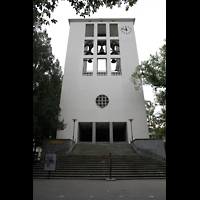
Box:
[33,1,67,147]
[145,100,166,141]
[145,100,157,134]
[130,40,166,141]
[33,0,59,29]
[33,29,67,143]
[33,0,139,27]
[67,0,138,17]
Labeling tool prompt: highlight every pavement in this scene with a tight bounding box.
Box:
[33,179,166,200]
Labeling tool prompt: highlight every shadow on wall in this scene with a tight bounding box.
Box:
[131,139,166,161]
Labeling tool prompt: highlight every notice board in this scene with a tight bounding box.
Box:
[44,153,57,171]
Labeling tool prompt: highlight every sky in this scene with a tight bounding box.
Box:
[42,0,166,111]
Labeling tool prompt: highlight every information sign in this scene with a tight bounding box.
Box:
[44,153,57,171]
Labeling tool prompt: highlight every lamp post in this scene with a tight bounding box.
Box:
[72,119,77,141]
[129,119,133,141]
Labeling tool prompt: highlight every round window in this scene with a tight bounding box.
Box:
[96,94,109,108]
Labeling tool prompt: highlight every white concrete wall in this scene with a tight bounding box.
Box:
[56,19,149,141]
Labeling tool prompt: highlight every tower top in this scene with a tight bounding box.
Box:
[68,18,135,24]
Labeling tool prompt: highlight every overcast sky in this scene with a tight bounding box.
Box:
[42,0,166,108]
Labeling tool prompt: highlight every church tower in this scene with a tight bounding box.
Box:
[56,18,149,143]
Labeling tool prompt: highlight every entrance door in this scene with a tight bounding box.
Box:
[113,122,127,142]
[96,122,109,142]
[79,122,92,142]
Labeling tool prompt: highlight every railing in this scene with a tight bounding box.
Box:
[97,72,107,76]
[111,71,122,76]
[131,142,166,162]
[82,72,93,76]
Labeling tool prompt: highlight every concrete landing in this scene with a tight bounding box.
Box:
[70,143,137,156]
[33,179,166,200]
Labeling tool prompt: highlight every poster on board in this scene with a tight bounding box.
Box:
[44,153,57,171]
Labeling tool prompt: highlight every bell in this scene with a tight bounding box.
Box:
[98,46,106,55]
[110,41,119,55]
[84,41,93,55]
[100,46,104,53]
[111,50,119,55]
[111,59,116,63]
[85,50,93,55]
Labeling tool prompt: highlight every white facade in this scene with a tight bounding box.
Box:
[56,18,149,143]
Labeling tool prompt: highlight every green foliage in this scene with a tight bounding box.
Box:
[33,0,139,28]
[33,0,139,27]
[68,0,138,17]
[130,40,166,107]
[33,29,67,141]
[130,42,166,91]
[145,101,166,141]
[131,40,166,141]
[145,100,157,133]
[33,0,59,29]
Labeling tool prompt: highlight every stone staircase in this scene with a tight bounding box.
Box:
[70,143,137,156]
[33,143,166,179]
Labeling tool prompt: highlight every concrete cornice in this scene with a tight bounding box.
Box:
[68,18,135,24]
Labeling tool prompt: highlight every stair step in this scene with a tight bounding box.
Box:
[33,143,165,179]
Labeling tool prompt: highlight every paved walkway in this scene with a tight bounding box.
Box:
[33,179,166,200]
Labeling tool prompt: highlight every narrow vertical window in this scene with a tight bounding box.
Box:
[83,59,93,76]
[98,24,106,37]
[110,24,118,37]
[85,24,94,37]
[97,40,106,55]
[97,59,107,76]
[84,40,94,55]
[110,40,120,55]
[111,59,121,76]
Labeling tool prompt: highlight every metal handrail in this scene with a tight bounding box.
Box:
[131,142,166,162]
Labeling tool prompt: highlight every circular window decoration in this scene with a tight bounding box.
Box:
[96,94,109,108]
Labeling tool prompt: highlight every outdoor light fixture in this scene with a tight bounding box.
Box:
[129,119,133,141]
[72,119,77,141]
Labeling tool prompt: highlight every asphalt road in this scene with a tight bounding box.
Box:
[33,179,166,200]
